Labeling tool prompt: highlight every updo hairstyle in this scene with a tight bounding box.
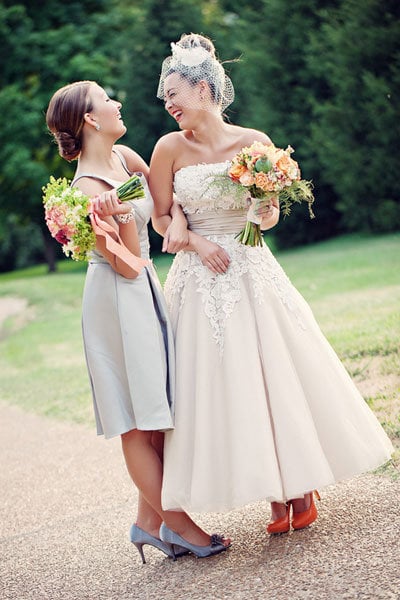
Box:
[46,81,94,161]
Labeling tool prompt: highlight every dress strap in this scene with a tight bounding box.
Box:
[70,148,132,187]
[71,174,117,188]
[112,147,132,175]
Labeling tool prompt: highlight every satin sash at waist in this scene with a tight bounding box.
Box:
[187,209,247,236]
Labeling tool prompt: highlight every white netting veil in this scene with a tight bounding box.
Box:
[157,34,235,113]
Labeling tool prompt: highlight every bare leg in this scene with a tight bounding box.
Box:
[270,494,311,518]
[134,432,165,534]
[270,501,288,521]
[121,429,223,546]
[291,493,311,514]
[136,493,162,536]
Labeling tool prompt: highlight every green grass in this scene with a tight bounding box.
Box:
[1,233,399,472]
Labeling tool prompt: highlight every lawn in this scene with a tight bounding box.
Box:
[1,233,399,473]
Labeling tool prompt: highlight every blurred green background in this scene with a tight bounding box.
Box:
[0,0,399,272]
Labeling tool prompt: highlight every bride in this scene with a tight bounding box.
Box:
[149,33,393,535]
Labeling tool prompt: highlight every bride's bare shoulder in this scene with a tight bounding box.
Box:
[228,124,272,145]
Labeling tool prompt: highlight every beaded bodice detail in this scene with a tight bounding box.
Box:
[165,162,306,354]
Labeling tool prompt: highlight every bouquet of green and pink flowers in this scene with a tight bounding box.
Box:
[42,175,145,261]
[228,141,315,246]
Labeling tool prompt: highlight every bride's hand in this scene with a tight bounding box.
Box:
[252,197,274,219]
[192,236,230,274]
[255,197,280,231]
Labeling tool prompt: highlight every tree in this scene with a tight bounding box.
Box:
[117,0,205,252]
[119,0,205,162]
[0,0,132,271]
[308,0,400,232]
[203,0,342,248]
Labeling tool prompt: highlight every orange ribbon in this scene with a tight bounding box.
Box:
[89,212,148,276]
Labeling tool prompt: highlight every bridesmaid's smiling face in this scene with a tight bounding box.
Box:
[86,84,126,139]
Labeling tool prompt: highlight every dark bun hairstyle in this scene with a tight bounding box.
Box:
[46,81,94,161]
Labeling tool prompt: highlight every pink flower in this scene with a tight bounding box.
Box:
[55,229,70,245]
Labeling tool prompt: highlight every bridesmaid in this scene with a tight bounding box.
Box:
[45,80,229,561]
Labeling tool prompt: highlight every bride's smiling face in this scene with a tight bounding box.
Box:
[163,73,204,127]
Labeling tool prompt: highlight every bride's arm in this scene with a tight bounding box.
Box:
[149,138,230,273]
[149,138,176,236]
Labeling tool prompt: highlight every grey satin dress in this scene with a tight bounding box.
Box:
[73,161,174,439]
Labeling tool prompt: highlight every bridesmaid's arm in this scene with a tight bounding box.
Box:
[75,177,141,279]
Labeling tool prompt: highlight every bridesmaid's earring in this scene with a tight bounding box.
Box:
[95,123,101,131]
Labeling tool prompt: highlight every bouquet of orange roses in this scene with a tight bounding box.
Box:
[42,174,145,261]
[228,141,315,246]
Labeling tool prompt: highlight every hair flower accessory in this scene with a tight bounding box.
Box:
[170,42,210,67]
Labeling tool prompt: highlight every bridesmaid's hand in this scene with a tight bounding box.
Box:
[163,219,189,253]
[192,236,230,274]
[92,190,132,218]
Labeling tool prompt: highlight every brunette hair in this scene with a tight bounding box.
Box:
[46,81,94,161]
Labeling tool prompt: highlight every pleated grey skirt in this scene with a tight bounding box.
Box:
[82,261,175,439]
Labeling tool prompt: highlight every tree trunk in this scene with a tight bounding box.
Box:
[41,229,57,273]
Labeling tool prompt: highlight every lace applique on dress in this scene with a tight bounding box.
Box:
[164,239,306,355]
[166,163,306,354]
[174,161,248,214]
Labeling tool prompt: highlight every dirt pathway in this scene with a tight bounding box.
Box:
[0,296,28,326]
[1,403,399,600]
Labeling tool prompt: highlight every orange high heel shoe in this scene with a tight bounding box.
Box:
[267,502,291,534]
[292,491,321,530]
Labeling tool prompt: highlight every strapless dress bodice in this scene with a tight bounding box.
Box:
[174,161,249,214]
[173,161,250,237]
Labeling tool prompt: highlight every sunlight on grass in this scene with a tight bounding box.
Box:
[1,233,399,472]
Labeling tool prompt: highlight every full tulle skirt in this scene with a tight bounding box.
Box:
[161,241,393,513]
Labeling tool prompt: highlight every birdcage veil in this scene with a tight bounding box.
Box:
[157,34,235,113]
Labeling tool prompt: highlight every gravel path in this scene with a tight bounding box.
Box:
[1,402,399,600]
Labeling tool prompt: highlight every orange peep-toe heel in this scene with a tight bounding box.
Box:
[292,491,320,530]
[267,502,291,535]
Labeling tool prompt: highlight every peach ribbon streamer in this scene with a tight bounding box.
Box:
[89,212,148,275]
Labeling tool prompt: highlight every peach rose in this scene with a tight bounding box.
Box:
[255,172,276,192]
[239,172,256,186]
[229,163,248,181]
[275,154,293,175]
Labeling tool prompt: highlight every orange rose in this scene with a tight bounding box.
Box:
[229,163,248,181]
